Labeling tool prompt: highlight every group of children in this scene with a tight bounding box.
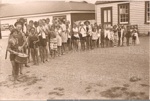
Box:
[7,18,140,83]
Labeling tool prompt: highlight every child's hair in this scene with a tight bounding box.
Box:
[34,21,39,27]
[30,27,35,32]
[92,27,96,32]
[14,21,23,27]
[11,29,18,35]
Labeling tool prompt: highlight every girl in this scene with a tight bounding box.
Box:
[37,20,47,63]
[91,27,98,49]
[7,29,20,83]
[132,29,140,45]
[117,25,121,46]
[101,24,105,48]
[120,25,125,46]
[66,21,72,51]
[105,26,110,47]
[97,24,101,48]
[55,25,62,56]
[85,21,92,50]
[73,23,80,51]
[50,25,57,58]
[59,21,67,54]
[110,27,114,47]
[28,27,39,65]
[113,25,118,47]
[79,22,86,51]
[42,19,49,61]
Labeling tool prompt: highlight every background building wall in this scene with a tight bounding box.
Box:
[71,13,95,27]
[96,1,149,34]
[0,13,72,38]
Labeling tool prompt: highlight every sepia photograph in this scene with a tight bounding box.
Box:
[0,0,149,100]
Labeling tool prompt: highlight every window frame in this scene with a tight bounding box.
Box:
[118,3,130,24]
[101,7,113,26]
[145,1,150,24]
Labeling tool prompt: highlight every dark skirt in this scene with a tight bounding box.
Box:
[132,35,136,40]
[10,54,16,61]
[39,36,47,47]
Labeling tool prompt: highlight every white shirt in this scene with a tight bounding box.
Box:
[60,24,66,31]
[73,27,79,38]
[92,31,98,40]
[80,26,87,37]
[37,26,46,39]
[105,29,110,39]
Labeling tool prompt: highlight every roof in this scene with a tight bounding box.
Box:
[0,1,95,18]
[95,1,125,5]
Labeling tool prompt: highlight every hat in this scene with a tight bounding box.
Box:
[14,21,23,27]
[81,22,84,25]
[10,29,18,35]
[84,20,90,25]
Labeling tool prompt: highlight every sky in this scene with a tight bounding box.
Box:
[1,0,96,4]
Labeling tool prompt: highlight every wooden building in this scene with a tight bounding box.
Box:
[95,1,150,35]
[0,1,95,38]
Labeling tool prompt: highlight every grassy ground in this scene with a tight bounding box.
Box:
[0,37,149,100]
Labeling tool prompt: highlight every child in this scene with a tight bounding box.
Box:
[60,21,67,54]
[126,25,131,46]
[118,25,121,46]
[110,27,114,47]
[28,27,39,65]
[37,20,47,63]
[113,25,118,47]
[50,25,57,58]
[55,25,62,56]
[79,22,86,51]
[7,29,20,83]
[104,26,110,47]
[101,24,105,48]
[132,29,140,45]
[120,25,125,46]
[73,23,80,51]
[91,27,98,49]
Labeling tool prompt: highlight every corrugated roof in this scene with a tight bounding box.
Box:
[0,1,95,18]
[95,1,125,5]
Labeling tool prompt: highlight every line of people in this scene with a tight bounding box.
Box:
[7,18,140,83]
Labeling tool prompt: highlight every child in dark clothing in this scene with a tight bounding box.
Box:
[28,27,39,65]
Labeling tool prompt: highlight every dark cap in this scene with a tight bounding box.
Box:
[14,21,23,27]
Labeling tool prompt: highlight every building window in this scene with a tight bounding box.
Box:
[53,15,66,23]
[145,1,150,23]
[118,3,130,24]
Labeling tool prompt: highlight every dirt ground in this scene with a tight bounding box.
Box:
[0,37,149,100]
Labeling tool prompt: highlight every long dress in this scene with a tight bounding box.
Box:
[56,29,62,46]
[135,32,140,45]
[60,24,68,43]
[50,31,57,50]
